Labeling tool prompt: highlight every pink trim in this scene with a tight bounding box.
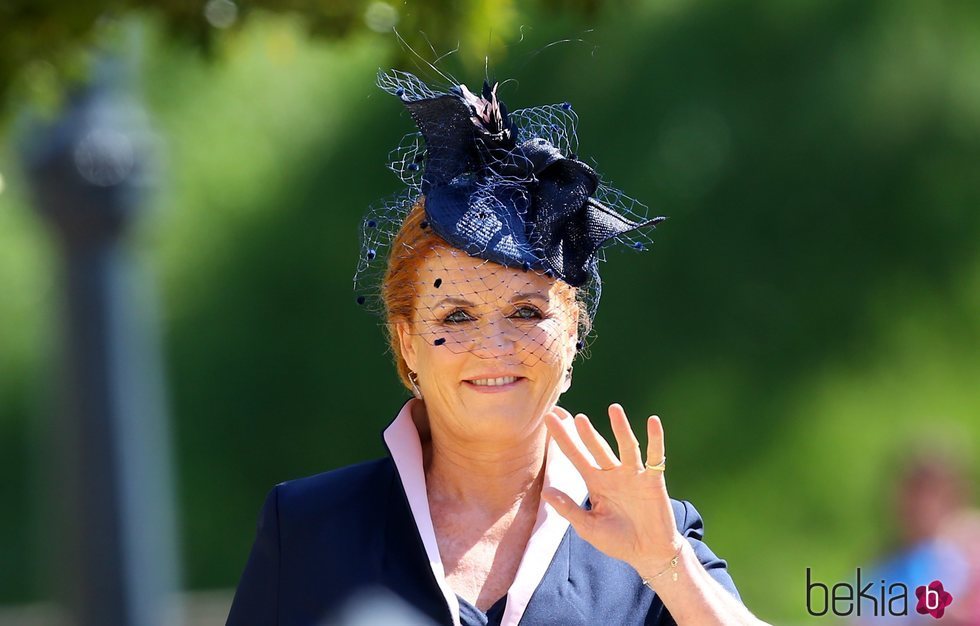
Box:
[383,399,461,626]
[500,413,587,626]
[383,398,588,626]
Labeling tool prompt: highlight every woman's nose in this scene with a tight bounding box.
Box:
[466,316,525,361]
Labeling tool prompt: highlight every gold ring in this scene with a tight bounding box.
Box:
[645,456,666,472]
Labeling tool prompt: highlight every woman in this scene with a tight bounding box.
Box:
[226,70,770,626]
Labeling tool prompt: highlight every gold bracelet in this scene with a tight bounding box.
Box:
[640,543,685,588]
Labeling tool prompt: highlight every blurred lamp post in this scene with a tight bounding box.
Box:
[18,31,181,626]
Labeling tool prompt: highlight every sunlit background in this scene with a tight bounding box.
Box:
[1,1,978,624]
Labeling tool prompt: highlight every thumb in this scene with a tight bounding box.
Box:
[541,487,590,532]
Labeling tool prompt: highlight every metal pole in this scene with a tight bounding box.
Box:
[19,25,181,626]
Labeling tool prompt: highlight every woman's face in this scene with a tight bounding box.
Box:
[395,246,579,443]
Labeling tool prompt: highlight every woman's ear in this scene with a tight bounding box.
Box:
[560,364,573,394]
[567,307,580,361]
[560,333,577,395]
[563,301,579,390]
[395,319,418,372]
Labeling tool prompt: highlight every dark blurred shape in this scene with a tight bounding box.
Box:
[18,29,181,626]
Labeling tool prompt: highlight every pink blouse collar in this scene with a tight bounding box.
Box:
[382,398,589,626]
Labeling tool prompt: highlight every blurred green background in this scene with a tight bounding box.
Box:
[1,0,978,623]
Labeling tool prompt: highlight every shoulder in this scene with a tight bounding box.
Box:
[228,458,402,624]
[669,497,743,603]
[273,457,396,523]
[670,497,705,540]
[277,456,395,499]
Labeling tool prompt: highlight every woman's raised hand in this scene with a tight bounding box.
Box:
[541,404,687,574]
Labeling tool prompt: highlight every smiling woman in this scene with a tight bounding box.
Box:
[396,241,575,460]
[226,69,771,626]
[381,196,590,400]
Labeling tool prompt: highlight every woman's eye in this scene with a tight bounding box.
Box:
[443,309,475,324]
[511,305,543,320]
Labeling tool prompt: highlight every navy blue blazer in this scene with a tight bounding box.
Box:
[226,456,743,626]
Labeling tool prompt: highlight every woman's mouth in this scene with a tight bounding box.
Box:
[463,376,526,392]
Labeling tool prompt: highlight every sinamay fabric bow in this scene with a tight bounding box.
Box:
[355,69,665,322]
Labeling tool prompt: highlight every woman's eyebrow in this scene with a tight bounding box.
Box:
[434,292,547,308]
[511,291,548,303]
[434,296,475,308]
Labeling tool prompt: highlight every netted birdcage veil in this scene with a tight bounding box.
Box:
[354,69,665,374]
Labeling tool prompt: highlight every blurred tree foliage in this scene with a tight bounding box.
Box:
[1,0,979,623]
[0,0,601,122]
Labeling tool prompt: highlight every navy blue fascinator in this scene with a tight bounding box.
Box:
[354,69,665,330]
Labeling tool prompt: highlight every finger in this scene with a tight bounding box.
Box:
[545,412,600,475]
[541,486,591,533]
[646,415,666,468]
[608,404,643,470]
[552,405,574,421]
[574,414,620,469]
